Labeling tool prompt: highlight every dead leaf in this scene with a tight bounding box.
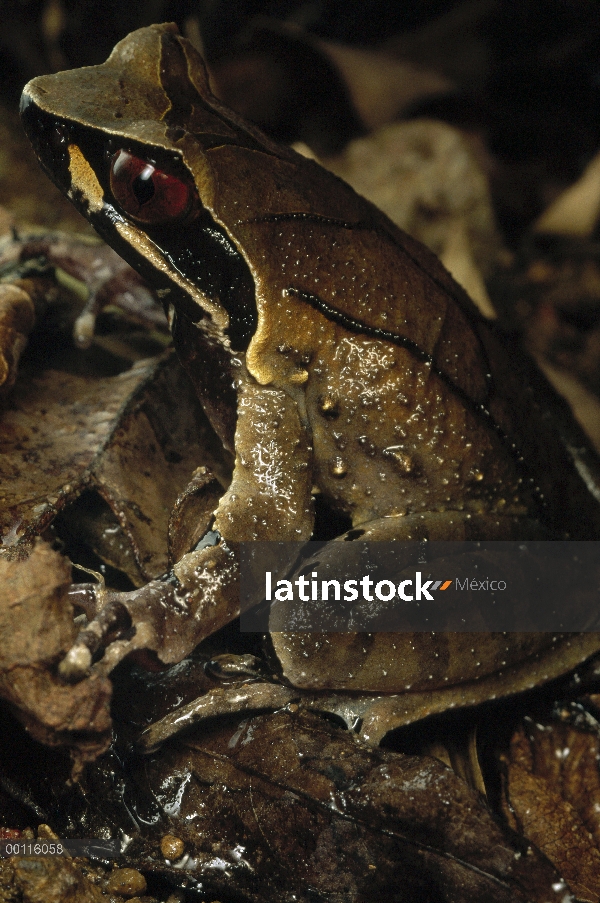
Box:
[0,541,112,765]
[0,283,35,394]
[493,234,600,406]
[125,709,564,903]
[501,716,600,901]
[0,351,227,582]
[89,353,226,581]
[207,20,366,155]
[534,149,600,238]
[319,40,453,132]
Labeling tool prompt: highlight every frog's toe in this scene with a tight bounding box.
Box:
[60,572,212,682]
[59,594,134,682]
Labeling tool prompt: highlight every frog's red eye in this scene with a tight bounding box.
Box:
[109,149,196,225]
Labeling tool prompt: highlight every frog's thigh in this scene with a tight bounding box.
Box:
[353,632,600,745]
[270,510,577,701]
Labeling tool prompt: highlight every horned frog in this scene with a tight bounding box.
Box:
[19,23,600,742]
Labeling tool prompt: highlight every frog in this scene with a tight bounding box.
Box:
[18,23,600,741]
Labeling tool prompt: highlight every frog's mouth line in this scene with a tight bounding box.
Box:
[111,217,229,330]
[104,208,258,352]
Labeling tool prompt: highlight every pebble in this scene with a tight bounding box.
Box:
[105,867,147,897]
[160,833,185,861]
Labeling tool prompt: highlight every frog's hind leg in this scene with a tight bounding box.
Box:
[343,510,551,542]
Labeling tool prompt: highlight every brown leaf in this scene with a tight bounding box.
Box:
[0,539,74,669]
[0,351,226,581]
[89,353,226,581]
[319,40,453,132]
[501,717,600,901]
[131,709,563,903]
[535,358,600,454]
[208,18,453,156]
[0,541,111,764]
[0,359,157,553]
[207,21,366,155]
[0,283,35,394]
[167,465,224,565]
[493,234,600,406]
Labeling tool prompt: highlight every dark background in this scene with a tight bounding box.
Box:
[2,0,600,245]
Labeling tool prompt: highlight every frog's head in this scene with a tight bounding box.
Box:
[19,23,286,352]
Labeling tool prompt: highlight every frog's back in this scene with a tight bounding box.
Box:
[217,157,600,538]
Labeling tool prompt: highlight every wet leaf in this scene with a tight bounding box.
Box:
[501,715,600,901]
[124,709,563,903]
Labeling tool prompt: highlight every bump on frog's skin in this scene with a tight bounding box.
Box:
[20,25,600,729]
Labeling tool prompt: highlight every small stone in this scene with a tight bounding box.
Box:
[37,824,60,841]
[160,833,185,861]
[106,867,147,897]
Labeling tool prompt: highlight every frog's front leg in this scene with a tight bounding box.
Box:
[60,379,314,681]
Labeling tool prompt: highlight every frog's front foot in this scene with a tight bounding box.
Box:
[60,578,181,681]
[60,540,241,681]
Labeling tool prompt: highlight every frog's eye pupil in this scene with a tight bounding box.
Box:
[110,149,196,225]
[132,169,156,206]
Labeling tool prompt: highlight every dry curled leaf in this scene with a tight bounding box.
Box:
[0,283,35,395]
[207,19,453,156]
[0,541,112,765]
[317,40,454,132]
[504,238,600,404]
[0,351,226,581]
